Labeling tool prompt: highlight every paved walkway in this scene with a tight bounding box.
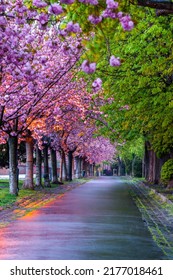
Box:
[0,177,164,259]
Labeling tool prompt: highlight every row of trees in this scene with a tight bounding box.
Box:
[1,0,172,191]
[87,1,173,185]
[1,0,124,194]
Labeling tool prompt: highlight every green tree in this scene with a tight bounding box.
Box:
[117,137,144,176]
[88,5,173,182]
[98,8,173,153]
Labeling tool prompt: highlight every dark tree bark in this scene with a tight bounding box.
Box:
[130,0,173,15]
[79,157,82,177]
[117,157,125,176]
[142,157,145,178]
[144,141,150,180]
[60,150,68,181]
[131,0,173,10]
[43,144,51,187]
[89,163,95,176]
[50,148,58,183]
[8,135,18,195]
[35,144,42,188]
[67,151,73,181]
[144,141,172,184]
[82,159,88,177]
[92,163,95,176]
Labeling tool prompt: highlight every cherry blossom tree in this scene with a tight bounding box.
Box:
[0,20,82,194]
[0,0,132,194]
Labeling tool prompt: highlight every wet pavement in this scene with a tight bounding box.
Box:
[0,177,164,260]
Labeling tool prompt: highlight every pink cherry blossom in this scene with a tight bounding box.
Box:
[109,55,121,67]
[88,15,102,25]
[60,0,75,4]
[78,0,98,4]
[102,9,117,19]
[33,0,47,8]
[81,60,96,74]
[87,0,98,5]
[48,4,63,15]
[66,21,81,33]
[120,15,134,31]
[38,13,49,25]
[92,78,102,92]
[106,0,119,9]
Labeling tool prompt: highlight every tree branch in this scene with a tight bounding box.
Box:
[130,0,173,13]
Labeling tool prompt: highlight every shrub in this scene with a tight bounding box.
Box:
[161,159,173,185]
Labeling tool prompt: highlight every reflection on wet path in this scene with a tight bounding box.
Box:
[0,177,164,259]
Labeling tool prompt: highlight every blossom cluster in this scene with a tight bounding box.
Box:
[81,60,96,74]
[92,78,102,92]
[109,56,121,67]
[79,0,98,5]
[88,0,134,31]
[60,0,75,4]
[66,21,81,33]
[33,0,47,8]
[32,0,134,32]
[88,15,102,25]
[119,15,134,31]
[48,4,64,15]
[1,0,134,77]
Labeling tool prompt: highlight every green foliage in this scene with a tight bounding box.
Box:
[118,137,144,160]
[161,159,173,184]
[95,6,173,156]
[116,137,144,176]
[23,1,173,160]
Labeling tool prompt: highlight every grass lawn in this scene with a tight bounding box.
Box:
[0,180,35,208]
[130,177,173,202]
[0,177,90,209]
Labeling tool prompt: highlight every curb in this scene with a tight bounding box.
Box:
[128,179,173,260]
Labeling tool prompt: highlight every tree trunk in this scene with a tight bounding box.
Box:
[135,0,173,12]
[50,148,58,183]
[60,150,67,181]
[142,157,145,178]
[67,151,73,181]
[144,141,150,181]
[155,156,162,184]
[89,164,94,176]
[118,157,121,176]
[131,155,136,177]
[144,141,165,184]
[75,156,79,178]
[60,152,63,182]
[43,144,51,187]
[93,163,95,176]
[148,149,154,182]
[79,157,82,177]
[35,144,42,188]
[23,137,34,189]
[8,135,18,195]
[89,164,92,176]
[82,159,88,177]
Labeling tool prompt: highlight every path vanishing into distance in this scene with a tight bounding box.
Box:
[0,177,164,260]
